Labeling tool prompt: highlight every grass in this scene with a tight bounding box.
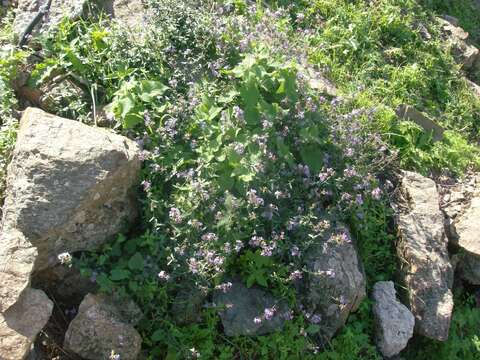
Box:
[0,0,479,359]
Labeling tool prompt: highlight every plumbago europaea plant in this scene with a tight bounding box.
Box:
[78,46,395,358]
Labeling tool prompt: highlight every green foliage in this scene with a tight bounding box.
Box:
[350,198,396,285]
[5,0,480,359]
[110,79,169,128]
[306,0,480,174]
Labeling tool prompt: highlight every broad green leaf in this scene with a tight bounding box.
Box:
[128,252,144,271]
[300,144,324,173]
[246,275,255,288]
[306,324,321,334]
[255,273,268,287]
[240,78,261,110]
[151,329,164,342]
[110,269,130,281]
[139,80,169,102]
[96,273,112,291]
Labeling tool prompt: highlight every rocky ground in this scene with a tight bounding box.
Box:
[0,1,480,359]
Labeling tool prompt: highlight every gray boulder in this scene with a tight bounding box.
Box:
[0,288,53,360]
[303,223,366,341]
[396,171,454,341]
[373,281,415,358]
[0,107,140,312]
[214,280,288,336]
[64,293,142,360]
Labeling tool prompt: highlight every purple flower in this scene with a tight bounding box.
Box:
[371,187,382,200]
[290,245,301,257]
[234,240,244,252]
[158,271,170,281]
[188,258,199,274]
[233,142,245,155]
[289,270,303,281]
[188,219,203,230]
[310,314,322,324]
[233,106,245,123]
[216,282,233,293]
[253,317,262,324]
[283,310,294,321]
[141,180,151,192]
[264,306,276,320]
[325,269,336,278]
[249,235,263,247]
[201,232,218,242]
[246,189,264,207]
[169,207,182,224]
[343,166,357,177]
[260,243,276,257]
[355,194,364,205]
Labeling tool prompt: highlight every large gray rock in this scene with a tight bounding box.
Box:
[0,107,141,314]
[214,280,288,336]
[373,281,415,358]
[0,288,53,360]
[303,223,366,341]
[64,293,142,360]
[14,0,88,40]
[396,171,454,341]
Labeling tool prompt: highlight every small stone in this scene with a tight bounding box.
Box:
[373,281,415,358]
[64,293,142,360]
[396,105,444,142]
[0,288,53,360]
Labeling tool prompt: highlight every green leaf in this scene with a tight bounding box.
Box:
[139,80,169,102]
[128,252,144,271]
[122,112,143,129]
[306,324,321,334]
[110,269,130,281]
[240,78,261,110]
[246,275,255,288]
[255,273,268,287]
[151,329,164,342]
[96,273,112,291]
[300,145,324,173]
